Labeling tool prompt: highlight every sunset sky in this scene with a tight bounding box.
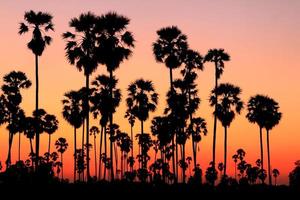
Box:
[0,0,299,184]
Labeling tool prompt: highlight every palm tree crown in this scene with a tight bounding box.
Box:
[19,10,54,56]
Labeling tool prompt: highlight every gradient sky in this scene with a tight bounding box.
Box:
[0,0,299,184]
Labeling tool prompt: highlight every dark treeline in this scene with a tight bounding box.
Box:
[0,10,299,192]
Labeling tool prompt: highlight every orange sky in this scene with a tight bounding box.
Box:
[0,0,299,184]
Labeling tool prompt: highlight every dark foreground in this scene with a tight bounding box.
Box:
[0,182,299,199]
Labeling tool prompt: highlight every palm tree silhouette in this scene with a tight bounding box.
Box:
[1,71,31,167]
[209,83,243,178]
[19,11,54,167]
[62,90,84,181]
[55,137,68,180]
[264,97,282,185]
[204,49,230,178]
[43,114,58,157]
[96,12,135,180]
[125,94,136,172]
[153,26,188,180]
[90,126,100,178]
[246,94,279,183]
[63,12,99,179]
[91,74,121,180]
[126,79,158,172]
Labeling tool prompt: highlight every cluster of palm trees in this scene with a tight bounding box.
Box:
[0,10,282,185]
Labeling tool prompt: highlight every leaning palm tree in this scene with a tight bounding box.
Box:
[62,90,84,181]
[96,12,135,180]
[246,94,272,181]
[1,71,31,166]
[19,11,54,166]
[209,83,244,177]
[90,74,121,180]
[63,12,99,179]
[55,137,68,180]
[264,97,282,185]
[126,79,158,171]
[204,49,230,175]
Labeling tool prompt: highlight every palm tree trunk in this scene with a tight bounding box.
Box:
[175,135,179,183]
[6,132,13,168]
[212,62,218,181]
[74,127,77,182]
[114,143,118,179]
[35,54,40,169]
[141,120,145,169]
[98,126,103,180]
[130,124,134,172]
[18,132,21,161]
[224,126,228,177]
[85,74,90,180]
[48,134,51,156]
[259,126,264,183]
[104,126,107,180]
[109,70,114,181]
[61,152,64,181]
[183,143,186,183]
[82,119,85,181]
[267,129,272,185]
[94,134,97,178]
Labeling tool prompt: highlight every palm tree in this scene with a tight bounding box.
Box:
[55,137,68,180]
[96,12,135,180]
[126,79,158,171]
[90,126,100,178]
[264,97,282,185]
[62,90,84,181]
[63,12,99,179]
[246,94,275,182]
[272,168,280,185]
[125,95,136,172]
[91,74,121,180]
[43,114,58,156]
[204,49,230,176]
[1,71,31,166]
[153,26,188,180]
[19,11,54,166]
[209,83,244,177]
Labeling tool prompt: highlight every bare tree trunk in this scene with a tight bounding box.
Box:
[94,133,97,178]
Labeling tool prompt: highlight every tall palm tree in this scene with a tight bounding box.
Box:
[125,96,136,172]
[63,12,99,179]
[204,49,230,175]
[1,71,31,166]
[246,94,273,182]
[96,12,135,180]
[62,90,84,181]
[90,126,100,178]
[264,97,281,185]
[91,74,121,180]
[19,11,54,166]
[153,26,188,180]
[209,83,243,177]
[55,137,68,180]
[126,79,158,171]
